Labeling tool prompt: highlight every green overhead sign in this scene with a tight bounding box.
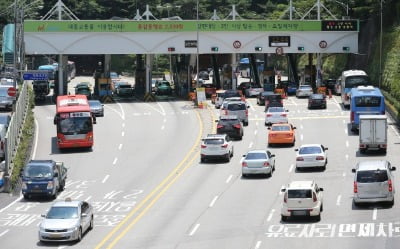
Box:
[24,20,359,32]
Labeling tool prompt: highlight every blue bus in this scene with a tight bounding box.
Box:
[350,86,385,131]
[340,70,369,108]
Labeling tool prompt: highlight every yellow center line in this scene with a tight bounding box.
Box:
[95,109,204,249]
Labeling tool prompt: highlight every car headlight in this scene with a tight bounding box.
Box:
[22,182,27,189]
[46,181,54,190]
[67,226,79,232]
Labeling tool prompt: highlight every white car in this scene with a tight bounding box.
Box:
[265,106,289,126]
[296,85,313,97]
[281,181,324,221]
[242,150,275,177]
[245,83,264,97]
[200,134,233,163]
[352,160,396,206]
[295,144,328,170]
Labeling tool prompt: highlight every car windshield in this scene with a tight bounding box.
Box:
[118,84,131,89]
[24,165,52,178]
[271,125,290,131]
[89,101,101,108]
[246,152,267,160]
[357,170,389,183]
[268,107,284,112]
[300,86,312,90]
[224,91,240,98]
[204,138,224,145]
[299,146,322,154]
[288,189,312,198]
[46,207,79,219]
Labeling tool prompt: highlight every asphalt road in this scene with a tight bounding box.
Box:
[0,79,399,249]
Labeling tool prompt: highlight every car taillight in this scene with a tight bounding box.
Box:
[350,112,354,122]
[280,114,287,117]
[224,110,228,115]
[296,157,304,161]
[242,162,247,167]
[316,156,325,160]
[217,124,224,129]
[221,144,228,148]
[269,134,277,137]
[388,179,393,192]
[354,181,358,193]
[233,124,241,129]
[284,193,287,203]
[245,109,248,116]
[201,145,207,148]
[313,192,317,202]
[266,114,272,117]
[286,133,293,137]
[266,100,270,105]
[263,162,270,167]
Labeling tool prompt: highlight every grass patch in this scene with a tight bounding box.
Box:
[10,86,35,190]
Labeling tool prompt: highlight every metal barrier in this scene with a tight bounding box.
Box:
[3,82,30,192]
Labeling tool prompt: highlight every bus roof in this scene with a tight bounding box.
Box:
[56,95,90,113]
[342,70,367,77]
[350,86,383,97]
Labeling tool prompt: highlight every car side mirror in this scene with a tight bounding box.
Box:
[53,116,58,125]
[242,155,246,157]
[325,148,328,150]
[267,127,271,130]
[41,214,46,218]
[215,120,219,122]
[286,110,289,112]
[271,154,275,157]
[319,187,324,191]
[351,168,356,173]
[54,172,58,177]
[391,166,396,171]
[293,127,297,129]
[280,188,286,192]
[294,149,299,151]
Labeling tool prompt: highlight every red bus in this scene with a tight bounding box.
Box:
[53,95,96,149]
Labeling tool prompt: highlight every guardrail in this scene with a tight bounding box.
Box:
[3,82,30,192]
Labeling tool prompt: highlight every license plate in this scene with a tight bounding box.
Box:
[50,233,62,238]
[292,210,307,216]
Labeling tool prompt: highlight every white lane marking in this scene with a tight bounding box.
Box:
[254,130,258,135]
[145,102,166,116]
[105,103,125,120]
[121,131,125,137]
[255,114,258,119]
[266,209,275,222]
[336,195,342,206]
[58,246,67,249]
[209,196,219,207]
[249,102,255,112]
[226,175,233,183]
[389,124,400,137]
[300,124,304,129]
[288,164,294,173]
[102,175,110,183]
[161,125,165,130]
[256,122,259,126]
[189,224,200,236]
[345,154,349,160]
[118,144,123,150]
[0,195,22,213]
[32,119,39,160]
[85,196,92,202]
[346,140,349,147]
[0,229,9,237]
[343,172,346,177]
[249,142,253,148]
[344,128,348,135]
[372,208,377,220]
[163,118,167,123]
[113,158,118,165]
[342,119,346,124]
[122,123,125,128]
[300,134,304,141]
[255,241,262,249]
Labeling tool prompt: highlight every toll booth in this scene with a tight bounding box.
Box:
[97,78,112,97]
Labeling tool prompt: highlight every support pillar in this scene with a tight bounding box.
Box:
[104,54,111,77]
[231,54,237,90]
[146,54,151,94]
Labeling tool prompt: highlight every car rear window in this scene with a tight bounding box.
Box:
[288,189,312,198]
[246,152,267,160]
[219,119,240,125]
[357,170,389,183]
[311,94,324,99]
[204,139,224,145]
[271,125,290,131]
[224,91,241,98]
[268,107,284,112]
[227,103,246,111]
[299,146,322,154]
[119,85,131,88]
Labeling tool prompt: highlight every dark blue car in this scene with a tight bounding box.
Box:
[287,83,298,95]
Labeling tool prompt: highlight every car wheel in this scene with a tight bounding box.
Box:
[315,214,321,222]
[230,148,234,157]
[244,121,249,126]
[77,227,82,242]
[200,157,206,163]
[89,216,94,230]
[320,204,323,212]
[59,180,65,191]
[389,199,394,206]
[268,170,272,178]
[281,215,288,222]
[23,194,29,200]
[225,154,230,162]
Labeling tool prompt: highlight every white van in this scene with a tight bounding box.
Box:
[352,160,396,206]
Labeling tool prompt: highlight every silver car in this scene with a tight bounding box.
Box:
[352,160,396,206]
[242,150,275,177]
[265,106,289,126]
[225,101,249,126]
[296,85,313,98]
[39,198,94,242]
[88,100,104,117]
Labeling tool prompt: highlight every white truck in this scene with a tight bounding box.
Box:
[359,115,387,154]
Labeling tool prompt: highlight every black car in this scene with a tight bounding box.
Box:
[324,79,337,92]
[216,115,243,140]
[257,91,274,105]
[308,93,327,109]
[263,93,283,109]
